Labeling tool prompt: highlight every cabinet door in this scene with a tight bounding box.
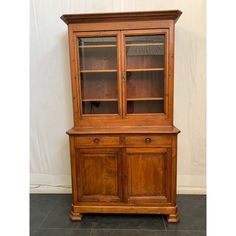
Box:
[76,31,121,115]
[125,148,171,203]
[76,148,122,202]
[122,30,169,116]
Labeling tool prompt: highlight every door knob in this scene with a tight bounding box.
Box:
[93,138,100,144]
[145,138,152,143]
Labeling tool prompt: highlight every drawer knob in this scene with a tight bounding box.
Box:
[145,138,152,143]
[93,138,100,144]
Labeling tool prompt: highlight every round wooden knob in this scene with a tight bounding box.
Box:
[93,138,100,144]
[145,138,152,143]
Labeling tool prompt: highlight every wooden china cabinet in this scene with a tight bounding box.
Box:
[61,10,182,223]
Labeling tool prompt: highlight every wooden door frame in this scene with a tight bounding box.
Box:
[120,29,170,119]
[71,30,123,121]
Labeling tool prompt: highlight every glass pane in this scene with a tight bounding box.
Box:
[82,101,118,114]
[127,100,164,114]
[125,35,165,114]
[81,73,117,100]
[126,71,164,99]
[78,37,118,114]
[79,37,116,46]
[79,37,117,71]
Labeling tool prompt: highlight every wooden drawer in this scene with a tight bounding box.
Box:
[125,135,172,146]
[74,135,120,147]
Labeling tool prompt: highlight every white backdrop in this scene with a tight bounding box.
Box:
[30,0,206,194]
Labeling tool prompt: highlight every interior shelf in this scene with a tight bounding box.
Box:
[127,97,164,101]
[79,44,116,48]
[126,68,164,72]
[80,69,117,73]
[82,98,118,102]
[126,43,164,47]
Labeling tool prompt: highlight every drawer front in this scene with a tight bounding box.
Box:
[75,136,120,146]
[125,135,172,146]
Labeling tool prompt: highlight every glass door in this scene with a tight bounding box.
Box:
[77,33,120,115]
[124,32,166,115]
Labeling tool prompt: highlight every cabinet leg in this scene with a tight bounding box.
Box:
[167,211,180,223]
[70,211,82,221]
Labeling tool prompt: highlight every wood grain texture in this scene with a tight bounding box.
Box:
[76,148,122,202]
[63,10,181,222]
[67,126,180,135]
[125,135,172,146]
[75,135,120,146]
[126,148,171,203]
[61,10,182,24]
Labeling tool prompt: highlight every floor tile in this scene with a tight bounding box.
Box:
[91,229,164,236]
[30,194,72,209]
[92,214,165,229]
[176,195,206,211]
[165,230,206,236]
[164,199,206,230]
[30,206,52,229]
[40,207,94,229]
[31,229,91,236]
[30,194,206,235]
[91,229,205,236]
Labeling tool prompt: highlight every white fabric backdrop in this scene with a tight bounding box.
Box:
[30,0,206,194]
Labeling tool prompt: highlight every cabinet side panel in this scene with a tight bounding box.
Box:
[68,25,80,126]
[168,22,175,123]
[69,136,78,205]
[171,135,178,205]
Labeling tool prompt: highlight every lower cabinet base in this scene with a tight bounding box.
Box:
[70,205,180,223]
[167,212,180,223]
[70,211,83,221]
[68,132,180,223]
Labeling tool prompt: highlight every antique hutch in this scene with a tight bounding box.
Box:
[61,10,182,222]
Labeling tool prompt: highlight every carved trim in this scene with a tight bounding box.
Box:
[61,10,182,25]
[70,211,82,221]
[167,211,180,223]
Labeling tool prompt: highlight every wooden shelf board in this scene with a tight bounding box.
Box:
[126,43,164,47]
[82,98,118,102]
[80,69,117,73]
[66,126,181,135]
[126,68,165,72]
[127,97,164,101]
[79,44,116,48]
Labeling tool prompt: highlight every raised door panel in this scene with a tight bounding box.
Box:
[125,148,171,203]
[76,148,122,202]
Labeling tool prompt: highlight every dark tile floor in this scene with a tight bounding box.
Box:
[30,194,206,236]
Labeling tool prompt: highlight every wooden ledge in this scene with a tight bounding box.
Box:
[61,10,182,25]
[66,126,180,135]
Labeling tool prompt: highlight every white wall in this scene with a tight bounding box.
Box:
[30,0,206,194]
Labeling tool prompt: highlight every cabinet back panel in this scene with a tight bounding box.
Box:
[126,71,164,98]
[82,101,118,114]
[81,73,118,99]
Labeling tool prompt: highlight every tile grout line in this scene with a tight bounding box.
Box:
[37,208,54,229]
[83,228,168,231]
[89,222,96,236]
[90,228,94,236]
[162,216,167,231]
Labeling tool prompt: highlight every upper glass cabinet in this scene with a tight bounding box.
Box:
[77,32,166,117]
[78,36,119,115]
[125,34,165,114]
